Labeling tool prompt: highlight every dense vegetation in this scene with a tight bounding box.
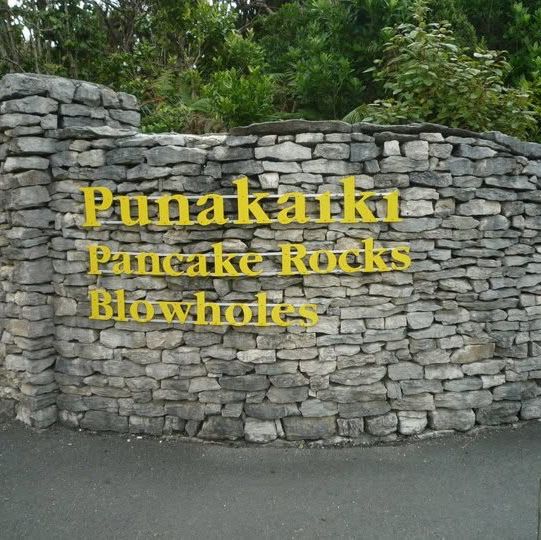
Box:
[1,0,540,139]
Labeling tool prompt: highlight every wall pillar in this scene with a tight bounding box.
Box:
[0,73,140,427]
[0,75,58,426]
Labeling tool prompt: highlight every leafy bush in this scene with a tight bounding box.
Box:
[140,68,221,134]
[2,0,540,137]
[142,102,193,133]
[142,102,223,134]
[203,68,276,128]
[344,1,539,139]
[211,31,267,75]
[287,40,363,118]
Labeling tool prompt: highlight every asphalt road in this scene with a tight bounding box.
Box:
[1,421,541,540]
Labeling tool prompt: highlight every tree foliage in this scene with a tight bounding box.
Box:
[345,2,539,139]
[0,0,539,139]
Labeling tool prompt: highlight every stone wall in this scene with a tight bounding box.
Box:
[1,73,541,443]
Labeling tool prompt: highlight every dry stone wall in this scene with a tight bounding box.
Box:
[1,73,541,444]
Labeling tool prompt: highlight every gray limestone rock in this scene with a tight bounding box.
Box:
[300,399,338,417]
[198,416,243,440]
[350,143,380,161]
[451,344,495,364]
[337,418,364,437]
[429,408,475,431]
[282,416,336,440]
[8,185,50,209]
[475,157,518,176]
[210,146,253,161]
[424,365,463,380]
[267,386,308,403]
[398,411,427,435]
[400,380,443,396]
[380,156,428,173]
[129,416,164,435]
[391,393,435,411]
[244,418,277,443]
[476,402,521,425]
[434,391,492,409]
[9,136,56,155]
[403,140,429,160]
[314,143,349,160]
[457,145,496,159]
[81,411,128,432]
[365,412,397,436]
[100,330,146,349]
[338,401,391,418]
[145,145,206,165]
[238,350,276,364]
[74,83,101,106]
[444,378,482,392]
[164,402,206,421]
[245,401,299,420]
[219,375,270,391]
[4,156,49,172]
[255,141,311,161]
[462,360,505,376]
[301,159,361,174]
[388,363,423,381]
[3,73,541,444]
[521,398,541,419]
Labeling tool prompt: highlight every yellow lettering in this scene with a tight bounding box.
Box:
[81,186,113,227]
[309,249,336,274]
[87,244,110,275]
[224,304,253,326]
[196,194,227,226]
[135,252,163,276]
[118,195,150,226]
[195,291,221,325]
[383,191,401,222]
[162,254,184,277]
[316,192,333,224]
[271,304,294,326]
[156,195,193,226]
[158,300,194,323]
[338,249,362,273]
[363,237,390,272]
[255,292,268,326]
[233,176,271,225]
[276,192,308,225]
[111,251,132,275]
[89,288,113,320]
[212,243,240,277]
[298,304,319,327]
[238,252,262,276]
[129,300,155,322]
[341,176,377,223]
[391,246,412,271]
[186,253,208,277]
[280,243,308,275]
[114,289,127,321]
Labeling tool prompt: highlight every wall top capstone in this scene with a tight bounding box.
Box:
[2,73,540,160]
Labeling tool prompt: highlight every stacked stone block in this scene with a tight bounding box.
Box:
[0,74,139,426]
[1,73,541,443]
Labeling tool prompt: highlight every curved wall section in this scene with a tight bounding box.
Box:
[1,73,541,443]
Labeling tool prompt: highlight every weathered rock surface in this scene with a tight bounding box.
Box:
[2,73,541,444]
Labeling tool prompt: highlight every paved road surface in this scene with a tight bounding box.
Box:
[1,421,541,539]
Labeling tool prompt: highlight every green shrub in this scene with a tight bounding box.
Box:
[345,1,539,139]
[287,42,363,119]
[212,31,267,74]
[204,68,276,128]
